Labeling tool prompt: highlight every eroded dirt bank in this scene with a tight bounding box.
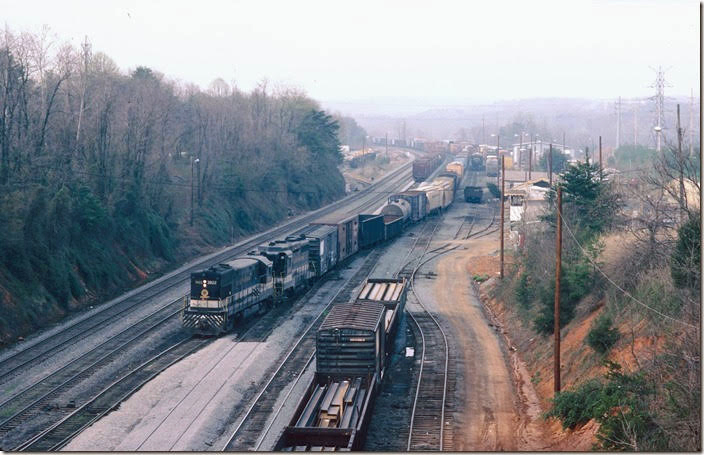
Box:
[424,233,555,451]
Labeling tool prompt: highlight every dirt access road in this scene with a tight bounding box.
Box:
[429,232,547,450]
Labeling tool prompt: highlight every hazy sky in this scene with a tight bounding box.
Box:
[3,0,700,111]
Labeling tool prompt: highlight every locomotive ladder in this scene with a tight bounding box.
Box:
[273,272,286,305]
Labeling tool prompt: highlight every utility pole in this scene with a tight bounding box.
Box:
[616,96,621,149]
[496,134,500,187]
[500,155,505,279]
[562,132,566,156]
[528,135,533,180]
[677,104,686,216]
[190,157,198,226]
[634,102,638,147]
[519,133,524,180]
[385,132,389,160]
[585,146,589,166]
[690,89,694,157]
[554,185,562,395]
[599,136,603,180]
[196,158,201,206]
[548,143,553,186]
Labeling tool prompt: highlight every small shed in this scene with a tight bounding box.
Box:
[505,178,551,225]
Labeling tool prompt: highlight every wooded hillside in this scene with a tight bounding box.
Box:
[0,29,348,344]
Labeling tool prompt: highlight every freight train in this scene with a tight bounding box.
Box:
[411,153,443,182]
[276,278,407,451]
[182,158,464,335]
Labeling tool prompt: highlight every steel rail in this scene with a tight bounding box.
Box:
[14,337,210,451]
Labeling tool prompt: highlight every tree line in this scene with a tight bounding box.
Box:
[0,28,350,343]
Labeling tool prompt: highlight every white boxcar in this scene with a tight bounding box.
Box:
[432,176,455,209]
[417,182,443,213]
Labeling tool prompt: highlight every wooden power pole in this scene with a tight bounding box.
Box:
[500,155,505,279]
[190,159,194,226]
[677,104,686,218]
[528,136,533,180]
[554,185,562,395]
[599,136,603,180]
[385,132,389,160]
[548,143,553,186]
[496,134,500,188]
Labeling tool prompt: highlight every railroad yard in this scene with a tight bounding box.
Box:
[0,6,699,452]
[0,151,542,452]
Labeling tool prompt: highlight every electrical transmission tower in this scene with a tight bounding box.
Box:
[649,66,671,152]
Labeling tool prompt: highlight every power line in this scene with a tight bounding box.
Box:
[553,196,697,329]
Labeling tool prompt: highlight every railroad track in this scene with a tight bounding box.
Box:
[132,267,353,451]
[402,217,449,452]
[0,297,185,440]
[13,264,341,452]
[0,160,414,387]
[14,337,210,452]
[0,161,416,449]
[403,180,498,452]
[221,248,385,451]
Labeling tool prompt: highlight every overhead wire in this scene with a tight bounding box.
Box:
[550,187,698,329]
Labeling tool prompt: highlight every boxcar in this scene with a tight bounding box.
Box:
[430,175,456,209]
[305,224,339,277]
[358,214,384,249]
[486,155,499,177]
[412,158,432,181]
[445,161,464,180]
[312,214,359,263]
[417,182,443,213]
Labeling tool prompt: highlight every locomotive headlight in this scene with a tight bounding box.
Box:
[203,281,207,287]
